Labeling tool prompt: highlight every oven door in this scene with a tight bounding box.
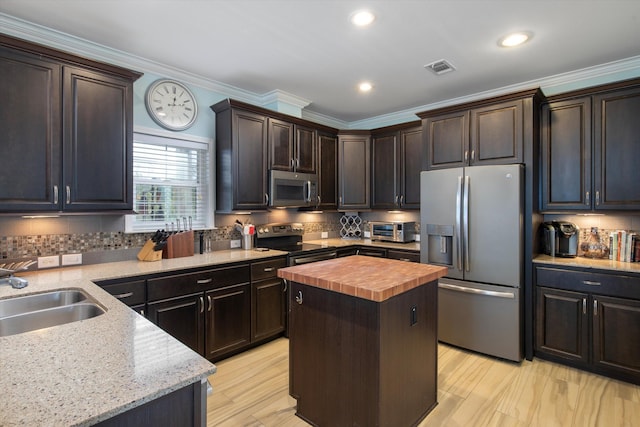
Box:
[289,250,337,266]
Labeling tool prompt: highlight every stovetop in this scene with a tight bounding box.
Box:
[255,222,334,256]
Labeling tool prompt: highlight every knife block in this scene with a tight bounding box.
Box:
[137,240,163,262]
[163,230,195,259]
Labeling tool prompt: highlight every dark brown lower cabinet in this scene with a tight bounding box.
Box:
[95,381,205,427]
[206,284,251,360]
[289,280,437,426]
[149,293,205,355]
[535,265,640,384]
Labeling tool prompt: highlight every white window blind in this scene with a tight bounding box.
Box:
[125,131,213,233]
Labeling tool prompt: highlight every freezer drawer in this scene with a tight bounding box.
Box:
[438,278,522,361]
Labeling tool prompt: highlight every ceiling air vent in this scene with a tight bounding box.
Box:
[424,59,456,75]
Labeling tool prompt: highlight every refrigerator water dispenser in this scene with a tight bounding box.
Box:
[426,224,453,266]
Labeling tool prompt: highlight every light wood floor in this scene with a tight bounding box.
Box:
[207,337,640,427]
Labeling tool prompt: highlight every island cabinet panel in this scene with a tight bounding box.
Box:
[289,280,438,426]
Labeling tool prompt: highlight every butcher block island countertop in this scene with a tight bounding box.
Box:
[277,255,447,302]
[280,255,448,427]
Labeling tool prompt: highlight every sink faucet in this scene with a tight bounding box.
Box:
[0,275,29,289]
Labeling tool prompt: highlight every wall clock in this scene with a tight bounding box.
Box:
[145,79,198,131]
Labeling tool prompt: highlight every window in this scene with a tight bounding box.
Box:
[125,130,213,233]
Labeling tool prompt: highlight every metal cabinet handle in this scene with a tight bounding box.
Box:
[283,279,288,292]
[595,191,600,206]
[207,295,212,312]
[471,150,475,161]
[295,290,303,305]
[113,292,133,299]
[53,185,58,204]
[199,296,204,314]
[593,299,598,316]
[296,158,300,169]
[585,191,590,205]
[582,280,601,286]
[400,195,404,206]
[464,150,468,161]
[582,298,587,314]
[66,185,71,204]
[263,267,275,272]
[264,193,269,205]
[140,309,145,317]
[197,278,213,285]
[290,158,295,169]
[339,196,343,205]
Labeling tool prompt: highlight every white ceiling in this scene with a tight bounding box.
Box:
[1,0,640,123]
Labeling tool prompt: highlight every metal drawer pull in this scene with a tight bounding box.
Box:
[263,267,275,272]
[207,295,212,312]
[438,282,515,299]
[197,278,213,285]
[199,296,204,314]
[295,290,303,305]
[113,292,133,299]
[399,258,411,262]
[582,280,601,286]
[283,279,288,292]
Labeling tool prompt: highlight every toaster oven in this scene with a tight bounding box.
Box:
[369,221,415,243]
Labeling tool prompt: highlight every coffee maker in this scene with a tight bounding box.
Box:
[541,221,579,257]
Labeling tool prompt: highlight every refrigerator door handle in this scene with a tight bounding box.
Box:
[456,175,463,271]
[439,282,516,299]
[463,175,470,272]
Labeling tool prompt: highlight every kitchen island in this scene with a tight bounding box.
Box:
[278,255,448,427]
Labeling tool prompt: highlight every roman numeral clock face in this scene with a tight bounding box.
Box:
[145,79,198,131]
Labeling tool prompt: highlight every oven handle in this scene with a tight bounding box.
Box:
[292,252,337,265]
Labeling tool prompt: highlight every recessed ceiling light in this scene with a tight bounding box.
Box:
[351,10,375,27]
[358,81,373,92]
[499,32,532,47]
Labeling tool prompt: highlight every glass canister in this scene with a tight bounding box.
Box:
[580,227,610,259]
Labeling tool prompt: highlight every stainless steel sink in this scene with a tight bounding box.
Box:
[0,289,89,318]
[0,289,106,337]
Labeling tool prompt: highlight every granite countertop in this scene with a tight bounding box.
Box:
[0,248,287,426]
[533,254,640,274]
[278,255,447,302]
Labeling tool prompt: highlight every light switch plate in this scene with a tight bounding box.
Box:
[62,253,82,266]
[230,239,241,248]
[38,255,59,269]
[321,232,328,239]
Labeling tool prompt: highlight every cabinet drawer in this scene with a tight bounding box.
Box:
[387,249,420,263]
[251,257,287,281]
[148,264,250,302]
[99,279,146,306]
[536,266,640,299]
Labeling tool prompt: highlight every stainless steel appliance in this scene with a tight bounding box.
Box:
[420,164,524,361]
[369,221,415,243]
[269,170,317,208]
[541,221,579,257]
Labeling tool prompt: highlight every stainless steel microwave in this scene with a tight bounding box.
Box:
[269,170,317,208]
[369,221,415,243]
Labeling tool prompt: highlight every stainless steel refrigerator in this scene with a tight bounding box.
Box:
[420,164,523,361]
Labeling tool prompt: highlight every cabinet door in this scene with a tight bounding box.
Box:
[233,109,268,209]
[540,98,592,211]
[535,287,589,365]
[148,293,205,356]
[338,134,370,210]
[371,133,399,209]
[317,133,338,209]
[268,118,294,171]
[295,124,317,173]
[423,110,468,170]
[205,283,251,360]
[593,88,640,210]
[63,67,133,211]
[0,48,61,211]
[592,295,640,381]
[399,126,422,209]
[470,99,523,166]
[252,277,286,341]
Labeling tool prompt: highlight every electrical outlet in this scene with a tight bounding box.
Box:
[321,232,328,239]
[414,234,421,242]
[230,239,241,249]
[62,253,82,266]
[38,255,60,269]
[364,231,371,238]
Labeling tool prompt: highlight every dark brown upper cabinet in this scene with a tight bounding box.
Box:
[338,132,371,210]
[371,123,422,210]
[269,118,317,174]
[316,132,338,210]
[419,89,540,171]
[540,79,640,212]
[0,34,140,213]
